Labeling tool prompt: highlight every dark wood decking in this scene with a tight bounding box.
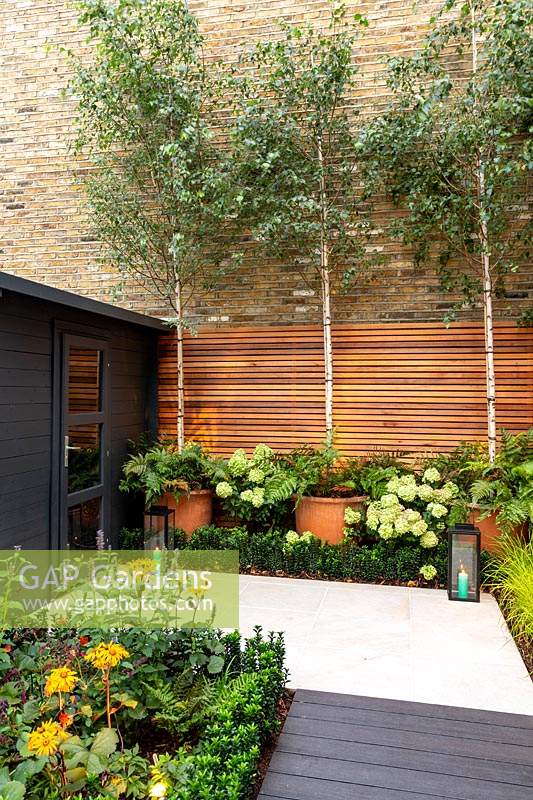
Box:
[259,689,533,800]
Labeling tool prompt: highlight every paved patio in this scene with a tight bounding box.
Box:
[238,575,533,716]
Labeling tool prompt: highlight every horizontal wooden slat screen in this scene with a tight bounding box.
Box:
[158,322,533,457]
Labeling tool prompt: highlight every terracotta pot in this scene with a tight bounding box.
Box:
[295,495,367,545]
[161,489,213,536]
[468,505,528,554]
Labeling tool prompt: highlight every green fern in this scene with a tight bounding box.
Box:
[471,479,497,504]
[471,430,533,535]
[143,673,219,739]
[264,473,298,504]
[142,672,256,742]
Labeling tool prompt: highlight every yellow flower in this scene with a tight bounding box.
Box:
[27,720,68,757]
[44,666,78,697]
[84,642,129,671]
[149,782,168,799]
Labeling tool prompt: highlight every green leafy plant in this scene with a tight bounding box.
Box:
[68,0,244,449]
[231,5,374,439]
[281,445,366,498]
[142,673,224,743]
[471,429,533,533]
[0,627,286,799]
[486,534,533,643]
[360,0,533,460]
[214,445,297,529]
[365,469,465,549]
[423,442,488,494]
[170,628,286,800]
[120,441,216,506]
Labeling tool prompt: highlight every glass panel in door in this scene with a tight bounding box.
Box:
[68,498,102,550]
[67,423,101,493]
[61,335,108,550]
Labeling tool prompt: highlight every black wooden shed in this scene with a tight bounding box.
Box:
[0,272,164,549]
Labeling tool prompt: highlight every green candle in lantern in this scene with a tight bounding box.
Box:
[457,563,469,600]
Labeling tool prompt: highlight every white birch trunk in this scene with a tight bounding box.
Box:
[317,133,334,442]
[175,279,185,452]
[481,232,497,462]
[471,2,497,462]
[321,263,334,441]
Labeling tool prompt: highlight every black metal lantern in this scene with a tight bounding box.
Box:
[448,523,481,602]
[144,505,175,551]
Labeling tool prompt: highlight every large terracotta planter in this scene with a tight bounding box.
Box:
[295,495,367,545]
[161,489,213,536]
[468,505,528,554]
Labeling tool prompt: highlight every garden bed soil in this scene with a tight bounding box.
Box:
[492,588,533,679]
[251,690,294,800]
[134,689,294,790]
[515,634,533,677]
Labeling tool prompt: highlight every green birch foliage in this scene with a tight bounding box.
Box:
[68,0,242,314]
[230,4,373,291]
[359,0,532,314]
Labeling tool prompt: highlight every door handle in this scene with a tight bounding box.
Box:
[64,435,81,467]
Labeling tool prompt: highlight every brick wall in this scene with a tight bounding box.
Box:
[1,0,531,326]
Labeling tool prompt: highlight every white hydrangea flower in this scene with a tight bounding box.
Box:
[248,467,265,484]
[366,510,379,530]
[420,531,439,548]
[228,449,249,476]
[427,501,448,519]
[420,564,437,581]
[434,481,459,503]
[417,484,434,502]
[405,508,422,523]
[379,523,396,540]
[394,514,411,535]
[344,507,362,525]
[398,475,417,488]
[423,467,441,484]
[380,507,402,524]
[240,489,254,503]
[365,501,380,527]
[381,493,400,508]
[250,487,265,507]
[412,519,428,537]
[396,483,417,502]
[252,444,274,463]
[301,531,315,543]
[285,530,300,546]
[215,481,234,499]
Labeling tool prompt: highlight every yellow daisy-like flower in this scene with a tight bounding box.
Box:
[44,666,78,697]
[84,642,130,671]
[27,720,68,757]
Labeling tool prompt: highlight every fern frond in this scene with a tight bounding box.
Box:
[471,479,495,504]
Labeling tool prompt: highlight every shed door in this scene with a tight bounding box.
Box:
[60,335,110,549]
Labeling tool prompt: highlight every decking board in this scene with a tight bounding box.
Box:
[259,690,533,800]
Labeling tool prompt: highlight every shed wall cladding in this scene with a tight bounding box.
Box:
[158,323,533,457]
[0,288,157,548]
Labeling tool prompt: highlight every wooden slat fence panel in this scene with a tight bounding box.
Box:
[158,322,533,456]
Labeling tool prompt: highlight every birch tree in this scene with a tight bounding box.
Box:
[231,6,372,440]
[360,0,532,460]
[69,0,242,449]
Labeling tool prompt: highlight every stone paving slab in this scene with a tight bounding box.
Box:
[238,576,533,715]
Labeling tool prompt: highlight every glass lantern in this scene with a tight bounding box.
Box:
[144,505,175,551]
[448,523,481,602]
